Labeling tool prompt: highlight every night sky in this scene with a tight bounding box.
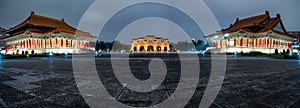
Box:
[0,0,299,43]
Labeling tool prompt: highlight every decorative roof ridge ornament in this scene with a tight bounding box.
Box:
[31,11,35,16]
[265,10,270,15]
[236,18,239,22]
[276,14,281,18]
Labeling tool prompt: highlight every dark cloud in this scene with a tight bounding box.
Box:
[203,0,300,31]
[0,0,94,29]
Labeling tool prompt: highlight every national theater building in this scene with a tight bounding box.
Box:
[1,12,95,54]
[130,35,170,52]
[205,11,297,54]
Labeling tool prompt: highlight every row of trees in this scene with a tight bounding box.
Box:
[95,39,208,52]
[173,40,208,51]
[95,41,130,52]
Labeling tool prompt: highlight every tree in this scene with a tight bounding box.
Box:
[286,49,290,54]
[95,40,100,52]
[275,49,279,54]
[194,40,206,51]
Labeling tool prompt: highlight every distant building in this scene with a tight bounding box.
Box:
[130,35,170,52]
[288,31,300,42]
[0,12,96,54]
[205,11,296,54]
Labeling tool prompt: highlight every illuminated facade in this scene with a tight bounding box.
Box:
[205,11,297,54]
[1,12,95,54]
[130,35,170,52]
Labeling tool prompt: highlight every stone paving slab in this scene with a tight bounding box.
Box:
[3,80,40,92]
[0,56,300,107]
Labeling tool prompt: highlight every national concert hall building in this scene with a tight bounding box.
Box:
[1,12,96,54]
[130,35,170,53]
[205,11,297,54]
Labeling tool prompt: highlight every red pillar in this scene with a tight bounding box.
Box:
[36,39,38,48]
[38,40,40,48]
[61,39,63,47]
[268,39,270,47]
[266,39,268,48]
[263,39,267,48]
[261,39,263,48]
[256,39,258,47]
[269,39,272,48]
[266,39,269,48]
[234,39,236,47]
[29,39,32,48]
[240,38,243,47]
[288,43,292,49]
[263,39,265,48]
[36,40,38,48]
[50,39,52,48]
[66,39,68,47]
[79,40,80,48]
[260,39,263,48]
[41,40,43,48]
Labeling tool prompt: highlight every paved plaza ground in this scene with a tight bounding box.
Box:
[0,54,300,108]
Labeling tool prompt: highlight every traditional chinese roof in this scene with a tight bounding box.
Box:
[132,35,167,40]
[222,11,290,36]
[2,11,95,39]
